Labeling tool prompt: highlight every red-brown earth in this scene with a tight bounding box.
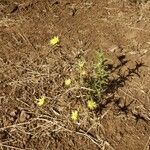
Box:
[0,0,150,150]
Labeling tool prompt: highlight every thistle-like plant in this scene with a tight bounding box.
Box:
[87,51,108,101]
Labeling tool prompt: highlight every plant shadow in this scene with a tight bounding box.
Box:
[95,54,145,114]
[105,57,145,94]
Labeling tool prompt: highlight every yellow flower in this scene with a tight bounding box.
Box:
[50,36,60,45]
[71,110,78,121]
[87,99,97,110]
[78,61,85,68]
[65,78,72,86]
[36,96,45,106]
[81,70,86,76]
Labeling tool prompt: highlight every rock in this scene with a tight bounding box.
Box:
[19,110,28,122]
[10,109,18,117]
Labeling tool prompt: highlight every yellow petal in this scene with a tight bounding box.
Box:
[78,61,85,68]
[81,70,86,76]
[50,36,60,45]
[37,96,45,106]
[71,110,78,121]
[87,99,97,110]
[65,78,72,86]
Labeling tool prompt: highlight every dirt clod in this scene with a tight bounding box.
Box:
[19,110,30,122]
